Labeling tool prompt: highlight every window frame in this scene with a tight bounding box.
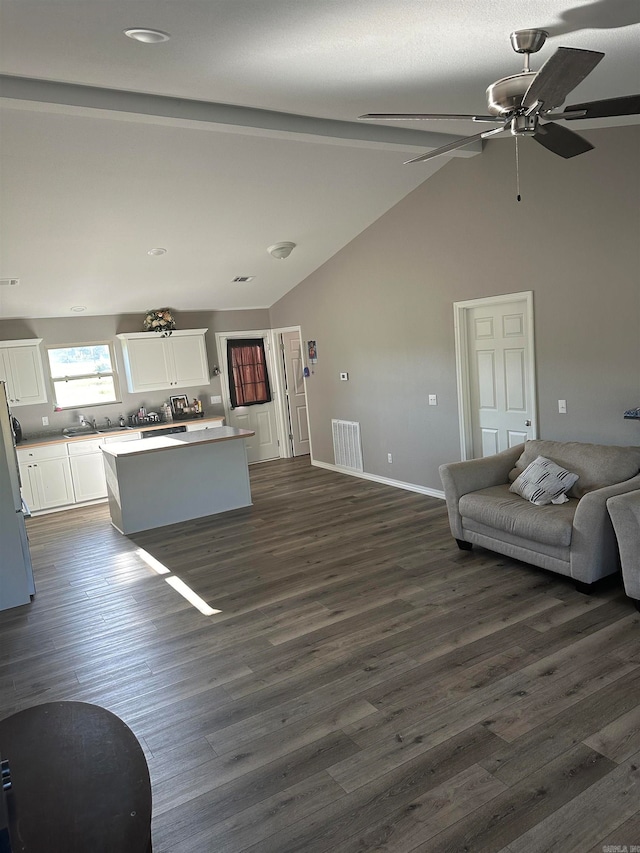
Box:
[47,340,122,410]
[226,338,272,409]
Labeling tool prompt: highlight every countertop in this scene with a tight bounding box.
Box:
[101,426,254,458]
[15,417,225,449]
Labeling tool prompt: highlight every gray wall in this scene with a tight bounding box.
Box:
[0,308,269,437]
[270,125,640,492]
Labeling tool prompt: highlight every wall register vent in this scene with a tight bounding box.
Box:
[332,419,363,472]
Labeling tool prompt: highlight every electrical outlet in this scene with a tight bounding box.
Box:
[428,394,437,406]
[340,372,349,381]
[558,399,567,414]
[210,395,222,404]
[42,416,49,426]
[387,453,393,463]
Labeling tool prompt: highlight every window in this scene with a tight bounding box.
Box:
[227,339,272,408]
[48,343,120,409]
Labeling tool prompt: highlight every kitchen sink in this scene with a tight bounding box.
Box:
[63,425,133,437]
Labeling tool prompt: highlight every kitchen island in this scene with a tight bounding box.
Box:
[101,426,255,534]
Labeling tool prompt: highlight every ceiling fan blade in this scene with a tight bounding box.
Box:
[522,47,604,111]
[533,121,594,158]
[404,125,507,164]
[359,113,503,123]
[558,93,640,120]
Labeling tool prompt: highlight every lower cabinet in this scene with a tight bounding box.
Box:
[19,446,75,511]
[68,440,108,502]
[185,420,223,432]
[17,430,155,512]
[66,434,142,504]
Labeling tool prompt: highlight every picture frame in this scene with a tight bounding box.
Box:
[170,394,189,414]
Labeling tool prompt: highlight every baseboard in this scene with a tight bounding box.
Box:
[311,459,445,500]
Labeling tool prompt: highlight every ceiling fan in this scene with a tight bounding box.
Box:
[359,29,640,164]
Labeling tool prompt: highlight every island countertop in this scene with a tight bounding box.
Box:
[100,425,255,458]
[101,425,255,534]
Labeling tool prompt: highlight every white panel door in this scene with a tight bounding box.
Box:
[281,331,310,457]
[217,332,280,464]
[467,299,535,457]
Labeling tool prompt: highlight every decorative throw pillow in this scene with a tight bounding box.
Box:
[509,455,579,506]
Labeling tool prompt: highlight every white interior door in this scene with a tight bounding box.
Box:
[455,293,537,459]
[280,331,310,457]
[216,331,280,464]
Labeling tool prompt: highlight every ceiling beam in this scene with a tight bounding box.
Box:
[0,75,482,157]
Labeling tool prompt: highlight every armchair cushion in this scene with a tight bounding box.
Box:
[459,484,576,547]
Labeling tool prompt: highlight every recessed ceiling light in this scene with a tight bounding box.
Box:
[71,306,86,313]
[124,28,171,44]
[147,247,167,256]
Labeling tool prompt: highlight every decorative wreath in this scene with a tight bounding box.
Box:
[143,308,176,335]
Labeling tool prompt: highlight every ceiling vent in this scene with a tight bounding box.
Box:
[232,276,255,283]
[0,278,19,287]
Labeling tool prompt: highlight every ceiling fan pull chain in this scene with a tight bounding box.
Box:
[515,135,522,202]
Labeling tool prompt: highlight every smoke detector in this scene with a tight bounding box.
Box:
[267,242,296,260]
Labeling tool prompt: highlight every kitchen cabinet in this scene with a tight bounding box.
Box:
[67,433,143,504]
[185,419,223,432]
[117,329,210,394]
[0,339,48,407]
[18,445,74,511]
[68,439,108,502]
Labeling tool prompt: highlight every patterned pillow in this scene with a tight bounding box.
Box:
[509,455,579,506]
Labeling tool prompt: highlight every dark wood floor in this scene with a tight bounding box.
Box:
[1,456,639,852]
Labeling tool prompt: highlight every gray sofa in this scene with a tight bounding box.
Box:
[439,440,640,591]
[606,491,640,609]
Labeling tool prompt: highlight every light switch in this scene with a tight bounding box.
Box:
[340,372,349,381]
[42,416,49,426]
[210,395,222,404]
[428,394,437,406]
[558,399,567,414]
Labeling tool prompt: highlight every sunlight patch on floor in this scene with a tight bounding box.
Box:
[136,547,220,615]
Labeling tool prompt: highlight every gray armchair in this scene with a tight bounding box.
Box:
[607,491,640,610]
[439,440,640,592]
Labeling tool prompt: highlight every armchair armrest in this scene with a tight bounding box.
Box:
[439,444,523,540]
[439,444,523,499]
[571,473,640,583]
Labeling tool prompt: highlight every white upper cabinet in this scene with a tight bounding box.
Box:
[117,329,210,393]
[0,339,48,407]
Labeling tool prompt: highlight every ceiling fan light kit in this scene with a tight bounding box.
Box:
[360,28,640,167]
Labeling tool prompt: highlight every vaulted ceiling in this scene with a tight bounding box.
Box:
[1,0,638,318]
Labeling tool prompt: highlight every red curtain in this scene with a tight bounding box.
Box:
[227,339,272,407]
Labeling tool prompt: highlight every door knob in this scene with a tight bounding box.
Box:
[525,420,532,426]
